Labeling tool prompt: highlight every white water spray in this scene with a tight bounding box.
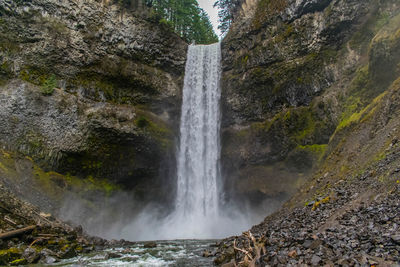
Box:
[117,43,251,241]
[172,43,222,236]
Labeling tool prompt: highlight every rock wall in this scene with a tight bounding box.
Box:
[215,1,400,264]
[0,0,188,206]
[220,0,400,209]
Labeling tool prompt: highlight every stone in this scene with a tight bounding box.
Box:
[59,248,77,259]
[391,235,400,244]
[143,242,157,248]
[221,261,236,267]
[0,0,187,216]
[105,252,122,260]
[202,250,213,257]
[311,255,321,265]
[288,250,297,258]
[22,247,39,264]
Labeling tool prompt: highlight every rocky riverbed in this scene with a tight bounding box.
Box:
[214,146,400,266]
[0,183,116,265]
[0,181,220,266]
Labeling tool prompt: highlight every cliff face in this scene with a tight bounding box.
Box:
[0,0,187,214]
[216,0,400,264]
[220,0,400,209]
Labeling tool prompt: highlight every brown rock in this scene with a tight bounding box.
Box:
[288,250,297,258]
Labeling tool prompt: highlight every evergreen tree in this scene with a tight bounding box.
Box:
[213,0,241,36]
[144,0,218,44]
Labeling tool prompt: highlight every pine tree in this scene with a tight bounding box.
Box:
[145,0,218,44]
[213,0,241,36]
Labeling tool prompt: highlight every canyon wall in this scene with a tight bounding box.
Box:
[220,0,400,209]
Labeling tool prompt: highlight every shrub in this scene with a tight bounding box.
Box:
[40,74,57,95]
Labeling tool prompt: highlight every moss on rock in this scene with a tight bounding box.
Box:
[0,248,22,265]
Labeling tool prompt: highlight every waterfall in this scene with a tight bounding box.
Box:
[121,43,250,241]
[175,43,221,227]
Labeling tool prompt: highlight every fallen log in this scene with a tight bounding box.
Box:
[0,225,36,240]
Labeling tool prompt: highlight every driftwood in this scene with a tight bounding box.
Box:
[29,236,51,247]
[4,216,17,226]
[233,231,267,267]
[0,225,36,240]
[37,233,58,237]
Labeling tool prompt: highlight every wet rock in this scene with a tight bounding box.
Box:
[42,256,58,264]
[143,242,157,248]
[22,247,39,264]
[105,252,122,260]
[39,248,58,264]
[202,250,213,257]
[59,247,77,259]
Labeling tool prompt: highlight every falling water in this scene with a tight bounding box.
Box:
[117,43,250,241]
[174,43,222,234]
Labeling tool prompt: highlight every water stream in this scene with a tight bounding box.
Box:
[42,240,217,266]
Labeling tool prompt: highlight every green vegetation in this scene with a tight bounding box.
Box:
[146,0,218,44]
[19,67,58,96]
[333,62,391,136]
[135,116,149,128]
[40,75,57,95]
[213,0,241,35]
[311,196,330,210]
[296,144,328,161]
[33,165,119,198]
[135,110,173,150]
[0,248,22,265]
[0,60,12,85]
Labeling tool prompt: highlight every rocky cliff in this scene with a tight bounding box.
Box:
[220,0,400,211]
[0,0,187,230]
[216,0,400,265]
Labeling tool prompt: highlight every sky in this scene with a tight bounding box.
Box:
[197,0,221,37]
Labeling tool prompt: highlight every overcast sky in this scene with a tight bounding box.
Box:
[197,0,221,37]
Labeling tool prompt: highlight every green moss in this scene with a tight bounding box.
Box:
[71,60,162,104]
[0,161,8,173]
[135,110,173,150]
[335,90,387,133]
[33,164,119,198]
[0,60,12,78]
[253,0,288,30]
[0,248,22,265]
[296,144,328,160]
[10,258,27,265]
[241,55,249,66]
[274,24,294,43]
[249,48,337,99]
[311,196,330,210]
[135,116,149,128]
[82,159,103,170]
[19,66,57,90]
[40,74,57,95]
